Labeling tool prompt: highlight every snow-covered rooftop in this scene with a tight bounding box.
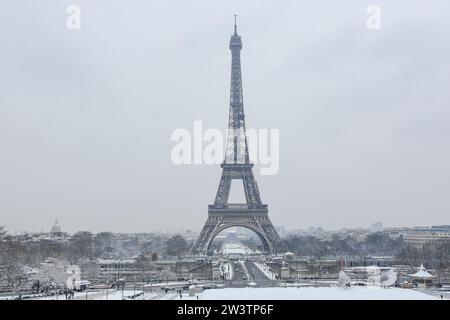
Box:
[97,259,136,265]
[411,264,434,279]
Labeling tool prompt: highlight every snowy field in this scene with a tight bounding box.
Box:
[221,243,253,255]
[1,290,168,300]
[196,287,438,300]
[1,287,441,300]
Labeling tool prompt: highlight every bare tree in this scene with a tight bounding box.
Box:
[166,235,188,257]
[0,229,26,291]
[30,258,69,291]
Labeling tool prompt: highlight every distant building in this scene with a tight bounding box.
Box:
[211,266,222,280]
[382,227,408,240]
[404,225,450,248]
[50,219,67,238]
[97,259,138,280]
[276,226,288,237]
[50,220,61,233]
[306,227,328,239]
[370,222,383,233]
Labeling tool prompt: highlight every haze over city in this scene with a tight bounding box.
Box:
[1,0,450,234]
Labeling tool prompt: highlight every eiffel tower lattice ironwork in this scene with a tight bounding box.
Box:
[191,16,283,255]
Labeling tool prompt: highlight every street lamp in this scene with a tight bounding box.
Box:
[133,276,136,299]
[141,268,145,300]
[210,262,213,283]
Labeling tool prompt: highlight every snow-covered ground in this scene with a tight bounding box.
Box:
[2,286,442,300]
[1,290,162,300]
[254,262,276,280]
[197,287,438,300]
[238,260,251,280]
[39,290,140,300]
[144,281,186,287]
[221,243,252,255]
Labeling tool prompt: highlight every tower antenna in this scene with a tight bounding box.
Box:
[234,14,237,34]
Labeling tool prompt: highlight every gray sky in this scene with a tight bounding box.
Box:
[1,1,449,234]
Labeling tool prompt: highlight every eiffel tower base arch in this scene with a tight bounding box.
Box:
[191,213,284,255]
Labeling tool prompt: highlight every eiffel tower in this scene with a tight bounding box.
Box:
[191,16,283,255]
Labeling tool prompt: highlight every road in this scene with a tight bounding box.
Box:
[227,259,279,288]
[221,242,279,288]
[244,261,278,287]
[228,260,248,287]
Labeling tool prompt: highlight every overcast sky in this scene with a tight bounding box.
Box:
[1,1,449,234]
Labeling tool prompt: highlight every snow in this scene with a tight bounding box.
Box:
[221,261,233,280]
[412,270,433,278]
[338,271,351,287]
[104,290,144,300]
[369,269,397,287]
[143,279,211,287]
[221,243,252,255]
[238,260,251,280]
[197,287,438,300]
[97,259,136,265]
[411,264,434,279]
[144,281,186,287]
[254,262,276,280]
[2,287,440,300]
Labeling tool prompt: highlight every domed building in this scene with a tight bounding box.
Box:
[50,219,63,236]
